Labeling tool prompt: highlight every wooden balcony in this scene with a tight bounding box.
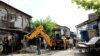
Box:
[0,20,14,28]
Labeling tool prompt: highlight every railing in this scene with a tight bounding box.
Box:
[0,20,14,28]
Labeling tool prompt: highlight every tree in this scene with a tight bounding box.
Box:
[31,17,57,37]
[72,0,100,14]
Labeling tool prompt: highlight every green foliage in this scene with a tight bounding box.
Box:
[72,0,100,14]
[31,17,57,37]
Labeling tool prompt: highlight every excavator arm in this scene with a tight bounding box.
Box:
[24,25,43,40]
[24,25,52,47]
[40,32,52,47]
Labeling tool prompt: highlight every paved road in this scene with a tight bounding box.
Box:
[2,49,75,56]
[51,49,74,56]
[2,48,100,56]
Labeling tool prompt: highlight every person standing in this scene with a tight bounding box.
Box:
[43,40,47,49]
[69,38,73,49]
[3,37,9,54]
[73,38,76,47]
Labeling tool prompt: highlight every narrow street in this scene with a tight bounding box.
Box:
[0,0,100,56]
[4,47,100,56]
[6,49,75,56]
[3,48,79,56]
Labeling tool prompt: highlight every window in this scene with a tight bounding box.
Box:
[14,15,22,28]
[9,14,16,22]
[0,9,8,21]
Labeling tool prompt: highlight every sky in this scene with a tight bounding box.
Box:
[2,0,94,32]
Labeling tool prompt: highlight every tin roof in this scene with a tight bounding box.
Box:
[76,18,99,28]
[53,25,70,31]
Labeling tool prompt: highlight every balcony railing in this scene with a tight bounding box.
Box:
[0,20,14,28]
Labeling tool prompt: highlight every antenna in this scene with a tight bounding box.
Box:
[8,0,10,4]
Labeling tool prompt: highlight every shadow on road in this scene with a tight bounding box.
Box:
[74,52,100,56]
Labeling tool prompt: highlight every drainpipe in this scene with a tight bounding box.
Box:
[97,15,100,37]
[76,26,79,43]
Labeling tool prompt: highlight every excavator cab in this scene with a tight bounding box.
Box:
[53,27,68,49]
[56,34,61,40]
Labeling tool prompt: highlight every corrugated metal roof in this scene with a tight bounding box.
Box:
[76,18,99,28]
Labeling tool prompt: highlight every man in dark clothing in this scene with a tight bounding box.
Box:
[73,38,76,47]
[3,38,7,54]
[3,37,10,54]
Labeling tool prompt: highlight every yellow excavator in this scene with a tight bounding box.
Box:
[24,25,68,50]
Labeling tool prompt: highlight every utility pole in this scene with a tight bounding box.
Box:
[8,0,10,4]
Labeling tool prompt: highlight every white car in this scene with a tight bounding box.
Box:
[77,37,100,53]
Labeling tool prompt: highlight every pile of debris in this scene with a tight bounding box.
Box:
[14,45,37,54]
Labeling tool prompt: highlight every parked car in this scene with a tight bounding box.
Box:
[77,37,100,53]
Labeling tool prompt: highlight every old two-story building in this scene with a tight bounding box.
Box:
[0,1,32,35]
[0,1,32,53]
[76,13,100,42]
[0,1,32,29]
